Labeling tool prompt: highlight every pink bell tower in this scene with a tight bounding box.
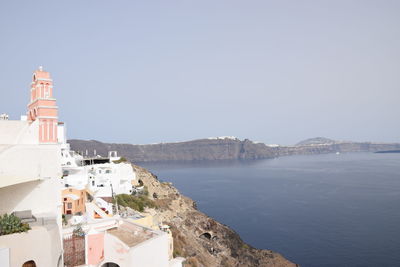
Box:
[27,66,58,143]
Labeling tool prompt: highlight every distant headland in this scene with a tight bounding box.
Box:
[374,150,400,153]
[68,137,400,163]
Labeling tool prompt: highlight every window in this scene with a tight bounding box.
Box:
[67,203,72,209]
[22,260,37,267]
[63,198,67,201]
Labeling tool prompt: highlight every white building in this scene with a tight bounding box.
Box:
[62,159,137,197]
[87,162,136,196]
[1,67,182,267]
[0,67,63,267]
[62,218,182,267]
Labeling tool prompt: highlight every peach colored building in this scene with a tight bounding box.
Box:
[27,66,58,144]
[62,188,87,215]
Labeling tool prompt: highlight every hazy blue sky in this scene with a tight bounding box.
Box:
[1,1,399,145]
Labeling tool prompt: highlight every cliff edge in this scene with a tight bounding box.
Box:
[133,164,297,267]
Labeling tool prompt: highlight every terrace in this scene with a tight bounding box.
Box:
[107,222,156,247]
[0,213,62,267]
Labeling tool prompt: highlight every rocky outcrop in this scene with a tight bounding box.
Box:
[134,164,297,267]
[69,138,400,163]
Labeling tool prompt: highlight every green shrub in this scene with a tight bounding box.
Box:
[62,214,68,226]
[0,214,30,236]
[173,249,182,258]
[241,243,250,249]
[115,194,156,212]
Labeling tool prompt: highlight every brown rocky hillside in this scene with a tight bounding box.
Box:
[133,164,298,267]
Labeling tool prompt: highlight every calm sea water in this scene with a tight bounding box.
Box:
[140,153,400,267]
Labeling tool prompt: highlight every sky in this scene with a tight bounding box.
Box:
[0,0,399,145]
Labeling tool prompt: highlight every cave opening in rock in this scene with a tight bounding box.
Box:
[199,232,212,240]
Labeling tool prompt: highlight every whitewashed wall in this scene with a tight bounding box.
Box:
[0,120,39,145]
[0,225,62,267]
[0,144,61,188]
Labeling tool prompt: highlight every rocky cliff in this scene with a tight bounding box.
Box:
[134,164,297,267]
[69,138,278,162]
[69,137,400,163]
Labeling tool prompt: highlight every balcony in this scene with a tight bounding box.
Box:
[0,215,62,267]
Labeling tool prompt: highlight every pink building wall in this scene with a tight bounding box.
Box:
[88,233,105,265]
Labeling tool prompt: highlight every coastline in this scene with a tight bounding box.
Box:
[69,138,400,163]
[133,164,298,267]
[139,152,400,267]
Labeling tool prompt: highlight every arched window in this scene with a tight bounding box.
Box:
[45,83,50,98]
[40,83,44,98]
[22,260,36,267]
[101,263,120,267]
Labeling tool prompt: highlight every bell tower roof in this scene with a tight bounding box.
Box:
[33,66,51,81]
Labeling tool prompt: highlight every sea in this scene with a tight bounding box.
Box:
[140,152,400,267]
